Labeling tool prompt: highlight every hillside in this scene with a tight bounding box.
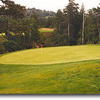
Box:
[26,8,56,18]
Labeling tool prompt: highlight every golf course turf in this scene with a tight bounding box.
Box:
[0,45,100,94]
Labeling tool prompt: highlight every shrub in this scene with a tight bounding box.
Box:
[0,44,7,54]
[3,40,22,52]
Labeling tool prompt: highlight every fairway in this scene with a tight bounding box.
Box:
[0,60,100,94]
[0,45,100,94]
[0,45,100,65]
[39,28,55,33]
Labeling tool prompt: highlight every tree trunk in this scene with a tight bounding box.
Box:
[68,22,70,37]
[97,23,100,40]
[82,12,85,44]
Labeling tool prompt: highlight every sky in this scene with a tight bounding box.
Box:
[3,0,100,12]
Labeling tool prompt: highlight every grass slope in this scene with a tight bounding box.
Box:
[0,60,100,94]
[0,45,100,65]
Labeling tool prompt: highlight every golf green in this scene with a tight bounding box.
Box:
[0,45,100,65]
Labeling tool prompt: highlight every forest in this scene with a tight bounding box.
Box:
[0,0,100,53]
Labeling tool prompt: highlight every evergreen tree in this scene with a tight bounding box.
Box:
[84,9,99,44]
[0,0,26,19]
[64,0,81,45]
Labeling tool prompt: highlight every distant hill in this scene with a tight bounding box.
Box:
[26,8,56,18]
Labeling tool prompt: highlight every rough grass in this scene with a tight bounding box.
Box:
[0,60,100,94]
[0,45,100,65]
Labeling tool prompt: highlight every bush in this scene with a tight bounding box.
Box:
[3,40,22,52]
[0,44,7,54]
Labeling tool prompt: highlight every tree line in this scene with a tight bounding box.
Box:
[53,0,100,46]
[0,0,100,53]
[0,0,40,53]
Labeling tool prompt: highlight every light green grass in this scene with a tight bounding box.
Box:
[0,60,100,94]
[39,29,53,33]
[0,45,100,94]
[0,36,7,43]
[0,33,5,36]
[0,45,100,65]
[39,28,54,33]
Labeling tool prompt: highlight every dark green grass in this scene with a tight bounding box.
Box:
[0,60,100,94]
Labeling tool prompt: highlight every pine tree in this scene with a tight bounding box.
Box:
[64,0,81,45]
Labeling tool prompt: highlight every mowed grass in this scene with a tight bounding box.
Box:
[0,45,100,65]
[39,28,55,33]
[0,60,100,94]
[0,45,100,94]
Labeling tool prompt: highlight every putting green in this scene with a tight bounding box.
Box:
[0,45,100,65]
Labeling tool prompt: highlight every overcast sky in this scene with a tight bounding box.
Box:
[6,0,100,12]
